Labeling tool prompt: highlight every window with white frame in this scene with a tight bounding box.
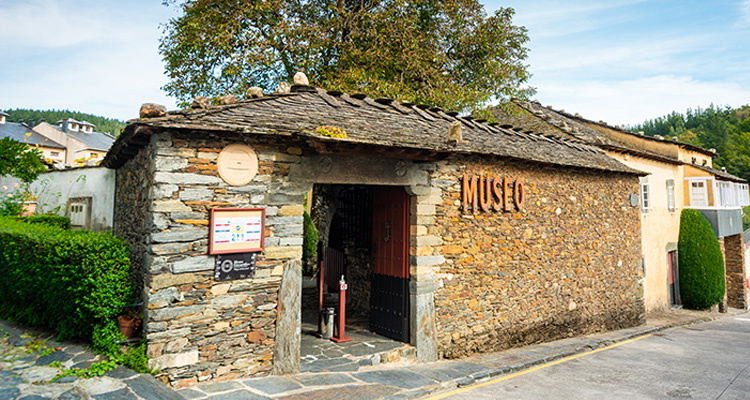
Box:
[689,180,708,207]
[666,180,675,212]
[640,177,651,211]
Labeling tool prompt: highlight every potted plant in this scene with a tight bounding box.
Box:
[116,309,142,339]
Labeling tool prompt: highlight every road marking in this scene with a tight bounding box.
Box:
[426,334,653,400]
[733,318,750,322]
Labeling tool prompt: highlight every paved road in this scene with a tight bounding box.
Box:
[435,313,750,400]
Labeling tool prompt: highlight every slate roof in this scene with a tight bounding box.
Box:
[103,86,641,175]
[49,124,115,152]
[689,164,746,183]
[494,100,745,182]
[0,121,65,149]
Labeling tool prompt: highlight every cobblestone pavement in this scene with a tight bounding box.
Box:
[181,308,737,400]
[0,320,184,400]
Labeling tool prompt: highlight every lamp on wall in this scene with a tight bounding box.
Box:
[629,193,639,207]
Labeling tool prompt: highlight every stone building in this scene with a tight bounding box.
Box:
[494,102,749,311]
[102,84,647,388]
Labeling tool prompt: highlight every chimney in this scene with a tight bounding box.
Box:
[58,118,73,133]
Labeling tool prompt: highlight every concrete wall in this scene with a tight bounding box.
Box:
[29,167,115,231]
[606,152,682,311]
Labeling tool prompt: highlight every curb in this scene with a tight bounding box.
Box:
[414,312,731,399]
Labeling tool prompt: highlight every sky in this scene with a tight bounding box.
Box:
[0,0,748,126]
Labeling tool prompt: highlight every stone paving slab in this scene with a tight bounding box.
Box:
[0,319,184,400]
[190,308,736,400]
[242,376,303,395]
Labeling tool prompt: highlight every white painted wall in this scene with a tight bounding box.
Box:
[30,167,115,231]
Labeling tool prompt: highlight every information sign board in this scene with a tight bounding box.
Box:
[209,208,265,254]
[214,253,257,281]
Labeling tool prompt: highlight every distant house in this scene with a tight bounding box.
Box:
[33,118,116,166]
[0,111,66,164]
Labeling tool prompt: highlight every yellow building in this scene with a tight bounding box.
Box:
[495,102,749,311]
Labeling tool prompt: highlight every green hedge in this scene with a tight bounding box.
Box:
[20,214,71,230]
[302,211,318,264]
[0,217,132,343]
[678,209,725,309]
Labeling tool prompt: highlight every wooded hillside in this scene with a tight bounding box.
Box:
[631,104,750,182]
[2,109,126,137]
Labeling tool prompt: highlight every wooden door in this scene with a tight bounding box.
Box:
[370,186,410,342]
[667,251,681,306]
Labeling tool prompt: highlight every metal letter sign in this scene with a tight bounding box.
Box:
[215,253,257,281]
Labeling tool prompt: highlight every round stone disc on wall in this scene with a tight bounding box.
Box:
[217,144,259,186]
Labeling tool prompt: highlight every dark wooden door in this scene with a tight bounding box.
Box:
[371,186,410,342]
[668,251,681,306]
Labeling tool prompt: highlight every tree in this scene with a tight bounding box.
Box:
[723,131,750,183]
[159,0,534,113]
[677,209,725,310]
[0,138,47,183]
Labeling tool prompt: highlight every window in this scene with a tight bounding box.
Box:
[640,177,651,211]
[741,184,750,206]
[666,180,675,212]
[690,180,708,207]
[51,151,59,157]
[69,203,87,227]
[90,153,99,158]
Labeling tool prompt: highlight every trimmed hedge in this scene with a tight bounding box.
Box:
[20,214,71,230]
[678,209,725,309]
[0,217,132,343]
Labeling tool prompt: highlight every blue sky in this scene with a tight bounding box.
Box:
[1,0,748,125]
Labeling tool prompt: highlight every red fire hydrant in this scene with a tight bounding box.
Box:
[331,275,352,343]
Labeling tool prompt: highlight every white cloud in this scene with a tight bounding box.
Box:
[0,0,178,120]
[739,0,750,27]
[533,75,750,126]
[0,0,107,48]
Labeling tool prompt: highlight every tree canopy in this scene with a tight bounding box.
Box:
[631,104,750,182]
[159,0,534,113]
[0,138,47,183]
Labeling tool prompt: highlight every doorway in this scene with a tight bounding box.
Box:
[667,250,681,306]
[298,184,412,371]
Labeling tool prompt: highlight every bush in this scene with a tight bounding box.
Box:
[0,216,132,343]
[20,214,71,230]
[678,209,725,309]
[302,211,318,265]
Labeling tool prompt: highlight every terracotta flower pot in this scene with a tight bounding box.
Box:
[117,315,141,339]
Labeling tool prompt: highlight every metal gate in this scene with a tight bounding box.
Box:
[370,186,410,342]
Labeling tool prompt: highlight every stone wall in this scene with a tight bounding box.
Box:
[116,130,309,388]
[114,138,156,292]
[428,156,645,359]
[724,234,747,310]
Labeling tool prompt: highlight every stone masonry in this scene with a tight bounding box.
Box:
[113,128,646,388]
[114,130,310,389]
[724,234,747,310]
[427,156,645,359]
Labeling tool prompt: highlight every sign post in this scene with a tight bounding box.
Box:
[331,275,352,343]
